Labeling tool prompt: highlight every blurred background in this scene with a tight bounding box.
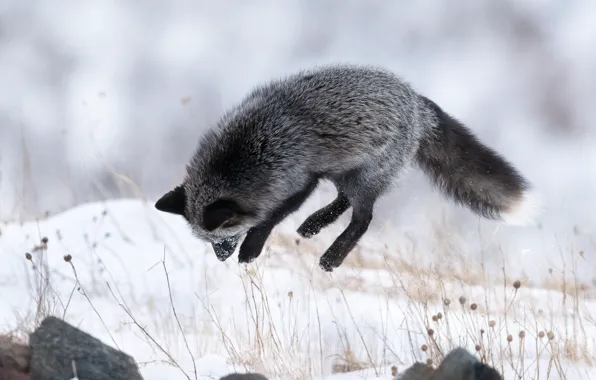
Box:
[1,0,595,281]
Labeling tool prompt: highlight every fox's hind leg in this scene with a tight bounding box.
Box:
[318,198,374,271]
[238,179,318,264]
[297,192,350,238]
[318,164,398,272]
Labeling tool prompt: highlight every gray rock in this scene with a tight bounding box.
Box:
[219,374,268,380]
[396,348,502,380]
[396,362,434,380]
[434,348,502,380]
[28,316,143,380]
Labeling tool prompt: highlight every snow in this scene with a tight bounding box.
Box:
[1,197,595,379]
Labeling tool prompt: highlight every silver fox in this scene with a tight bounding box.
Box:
[155,64,542,272]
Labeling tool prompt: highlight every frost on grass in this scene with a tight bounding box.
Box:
[0,199,594,380]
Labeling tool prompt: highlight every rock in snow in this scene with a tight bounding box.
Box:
[219,374,269,380]
[395,347,502,380]
[28,316,143,380]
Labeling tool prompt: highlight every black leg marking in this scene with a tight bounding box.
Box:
[319,201,374,272]
[237,225,272,264]
[238,180,318,264]
[297,192,350,238]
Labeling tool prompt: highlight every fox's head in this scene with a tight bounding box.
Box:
[155,101,296,261]
[154,183,263,261]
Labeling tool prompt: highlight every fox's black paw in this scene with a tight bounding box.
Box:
[238,232,265,263]
[238,252,258,264]
[238,243,261,264]
[319,254,342,272]
[297,220,322,239]
[238,230,266,264]
[319,260,333,272]
[238,256,256,264]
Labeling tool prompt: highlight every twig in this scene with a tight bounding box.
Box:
[67,261,120,350]
[162,247,198,380]
[339,289,379,377]
[106,282,191,380]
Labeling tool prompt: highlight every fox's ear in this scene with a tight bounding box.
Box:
[203,198,249,231]
[155,186,186,216]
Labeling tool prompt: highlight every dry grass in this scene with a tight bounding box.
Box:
[6,204,593,380]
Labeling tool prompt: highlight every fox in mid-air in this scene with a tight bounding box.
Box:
[155,64,542,272]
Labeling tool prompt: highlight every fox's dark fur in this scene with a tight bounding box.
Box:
[156,64,542,272]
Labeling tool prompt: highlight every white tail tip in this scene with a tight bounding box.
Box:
[500,189,544,226]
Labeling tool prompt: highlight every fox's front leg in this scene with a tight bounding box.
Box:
[238,180,319,264]
[238,225,273,263]
[318,203,373,272]
[297,192,350,238]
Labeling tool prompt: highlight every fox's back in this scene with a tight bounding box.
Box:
[255,65,431,171]
[278,64,423,137]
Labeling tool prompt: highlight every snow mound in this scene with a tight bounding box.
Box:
[0,199,594,379]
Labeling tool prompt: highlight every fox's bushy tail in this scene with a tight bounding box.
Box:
[416,96,542,226]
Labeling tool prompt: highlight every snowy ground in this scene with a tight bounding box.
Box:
[1,192,595,380]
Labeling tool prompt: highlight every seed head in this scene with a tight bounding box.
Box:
[391,366,398,377]
[507,334,513,342]
[427,328,434,337]
[519,331,526,339]
[538,331,545,339]
[426,359,433,366]
[421,344,428,352]
[513,280,521,289]
[63,254,72,262]
[475,344,481,352]
[470,303,477,311]
[547,331,554,340]
[25,252,32,261]
[437,312,443,320]
[459,296,467,305]
[443,298,451,306]
[432,315,438,322]
[488,320,496,328]
[41,237,49,244]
